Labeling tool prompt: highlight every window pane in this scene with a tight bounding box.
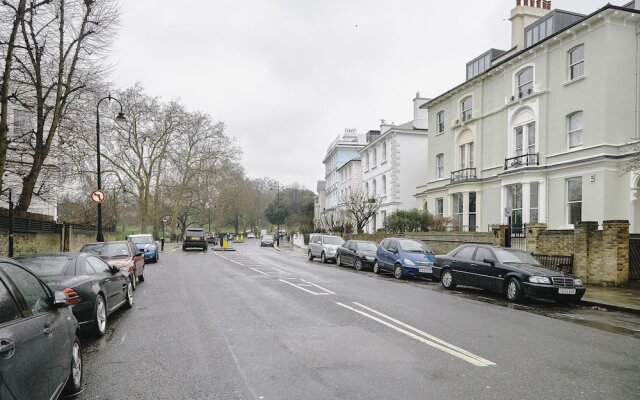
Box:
[569,203,582,225]
[0,263,50,316]
[527,123,536,146]
[530,182,539,208]
[526,30,533,46]
[456,247,476,260]
[568,178,582,202]
[533,26,539,43]
[474,247,493,262]
[469,192,476,213]
[0,280,21,323]
[546,19,553,35]
[569,112,583,131]
[569,131,583,148]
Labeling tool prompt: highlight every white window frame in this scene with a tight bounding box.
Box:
[461,97,472,122]
[437,111,445,133]
[372,148,377,167]
[382,175,387,195]
[382,141,387,162]
[516,66,534,96]
[436,153,444,179]
[435,198,444,218]
[567,177,582,226]
[569,45,585,80]
[568,111,583,149]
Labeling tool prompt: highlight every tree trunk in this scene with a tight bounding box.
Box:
[15,150,45,213]
[0,0,27,193]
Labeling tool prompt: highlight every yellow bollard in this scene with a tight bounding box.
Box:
[223,239,228,248]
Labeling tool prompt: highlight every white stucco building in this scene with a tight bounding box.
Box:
[359,95,430,233]
[321,129,367,229]
[415,0,640,232]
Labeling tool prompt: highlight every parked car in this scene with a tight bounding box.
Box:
[336,240,378,271]
[16,253,133,337]
[260,234,275,247]
[0,257,83,399]
[308,234,345,263]
[128,234,159,263]
[206,232,217,244]
[183,228,208,251]
[247,232,256,239]
[375,238,435,279]
[433,244,587,303]
[81,241,145,290]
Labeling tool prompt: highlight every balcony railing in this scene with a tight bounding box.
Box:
[504,153,539,170]
[450,167,477,183]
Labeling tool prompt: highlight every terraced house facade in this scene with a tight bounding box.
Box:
[415,0,640,233]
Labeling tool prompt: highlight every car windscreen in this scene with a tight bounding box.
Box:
[264,235,274,240]
[17,255,75,276]
[82,243,131,258]
[398,239,432,253]
[324,236,344,245]
[493,249,541,266]
[186,230,205,236]
[357,242,377,251]
[129,236,153,244]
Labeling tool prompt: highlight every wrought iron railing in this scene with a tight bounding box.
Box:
[532,253,574,274]
[504,153,539,170]
[450,167,477,183]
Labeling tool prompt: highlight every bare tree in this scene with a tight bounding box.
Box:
[340,189,381,234]
[8,0,119,212]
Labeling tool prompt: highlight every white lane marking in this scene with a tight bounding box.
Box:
[337,302,495,367]
[301,279,336,295]
[278,279,334,296]
[273,268,289,274]
[249,267,269,276]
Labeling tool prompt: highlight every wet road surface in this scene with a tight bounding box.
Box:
[76,241,640,400]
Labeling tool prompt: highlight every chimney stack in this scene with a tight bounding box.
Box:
[510,0,550,50]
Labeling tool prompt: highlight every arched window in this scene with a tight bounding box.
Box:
[569,45,584,80]
[382,175,387,195]
[372,179,377,196]
[373,148,377,166]
[382,141,387,161]
[365,182,369,196]
[517,67,533,95]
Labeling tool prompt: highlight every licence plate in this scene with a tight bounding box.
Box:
[558,288,576,295]
[419,267,432,273]
[191,236,200,240]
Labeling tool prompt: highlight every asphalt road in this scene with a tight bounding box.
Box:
[77,241,640,400]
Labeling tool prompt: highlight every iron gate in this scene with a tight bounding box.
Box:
[630,234,640,280]
[510,225,527,251]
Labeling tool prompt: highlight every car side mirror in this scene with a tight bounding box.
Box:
[53,291,69,308]
[484,258,496,266]
[109,265,120,274]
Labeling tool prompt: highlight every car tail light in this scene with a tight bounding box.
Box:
[63,288,81,305]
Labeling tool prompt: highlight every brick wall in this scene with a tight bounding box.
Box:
[526,221,630,286]
[0,229,116,257]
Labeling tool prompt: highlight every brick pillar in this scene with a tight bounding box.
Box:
[526,223,547,254]
[573,221,598,283]
[491,224,509,246]
[601,220,630,286]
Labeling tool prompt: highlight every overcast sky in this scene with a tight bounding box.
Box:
[109,0,614,192]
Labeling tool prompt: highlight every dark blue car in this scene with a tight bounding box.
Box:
[128,234,159,263]
[374,238,435,279]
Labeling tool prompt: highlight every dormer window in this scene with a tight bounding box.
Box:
[517,67,533,96]
[461,97,472,121]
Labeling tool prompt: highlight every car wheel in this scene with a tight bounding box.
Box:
[182,246,186,251]
[92,294,107,337]
[125,281,133,309]
[130,273,137,290]
[373,260,381,274]
[61,335,83,396]
[336,255,342,266]
[354,258,363,271]
[506,278,524,302]
[321,252,327,263]
[394,264,403,279]
[308,250,314,261]
[441,269,456,290]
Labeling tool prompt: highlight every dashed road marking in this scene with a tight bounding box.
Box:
[278,278,335,296]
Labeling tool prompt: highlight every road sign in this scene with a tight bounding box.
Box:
[90,189,107,203]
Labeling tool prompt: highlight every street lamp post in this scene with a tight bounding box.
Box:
[95,94,126,242]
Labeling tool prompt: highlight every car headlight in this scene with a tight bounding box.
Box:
[365,256,375,261]
[574,278,583,286]
[403,258,416,266]
[529,276,551,284]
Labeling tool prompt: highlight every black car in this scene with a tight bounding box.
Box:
[336,240,378,271]
[433,244,586,303]
[16,253,133,337]
[0,257,83,399]
[183,228,208,251]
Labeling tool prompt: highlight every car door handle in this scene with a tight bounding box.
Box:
[43,325,53,335]
[104,278,111,283]
[451,260,457,264]
[0,339,15,355]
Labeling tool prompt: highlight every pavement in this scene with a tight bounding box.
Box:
[271,241,640,315]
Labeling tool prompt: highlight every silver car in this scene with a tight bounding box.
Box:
[307,235,345,263]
